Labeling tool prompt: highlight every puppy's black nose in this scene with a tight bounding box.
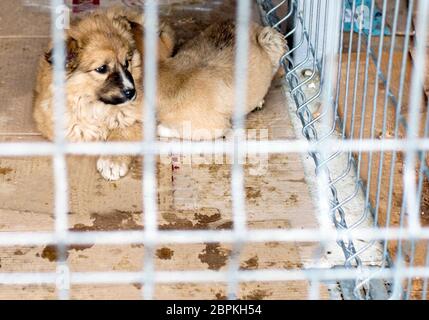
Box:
[123,88,136,100]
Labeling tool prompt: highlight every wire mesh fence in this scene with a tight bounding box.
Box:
[258,0,429,299]
[0,0,428,300]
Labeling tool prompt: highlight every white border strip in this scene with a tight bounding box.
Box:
[50,0,69,300]
[0,227,428,246]
[3,139,429,156]
[1,268,429,286]
[142,0,159,301]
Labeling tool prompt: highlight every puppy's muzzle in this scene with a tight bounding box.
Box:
[98,68,137,105]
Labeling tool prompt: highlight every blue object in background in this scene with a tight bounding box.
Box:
[343,0,391,36]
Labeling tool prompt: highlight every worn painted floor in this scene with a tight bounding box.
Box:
[0,1,331,299]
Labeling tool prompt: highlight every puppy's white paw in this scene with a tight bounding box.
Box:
[254,99,265,111]
[97,157,129,181]
[157,124,180,138]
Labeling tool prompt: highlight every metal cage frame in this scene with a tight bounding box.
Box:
[0,0,428,300]
[258,0,429,299]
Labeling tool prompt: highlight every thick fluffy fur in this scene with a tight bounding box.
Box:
[33,7,175,143]
[156,21,287,140]
[33,12,285,181]
[98,21,287,181]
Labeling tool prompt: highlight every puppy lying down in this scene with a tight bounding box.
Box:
[33,8,174,143]
[156,21,287,140]
[98,20,287,180]
[33,8,286,181]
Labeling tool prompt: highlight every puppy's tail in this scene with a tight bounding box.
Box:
[105,5,143,25]
[257,27,287,68]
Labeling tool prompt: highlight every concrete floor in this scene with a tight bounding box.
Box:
[0,0,329,299]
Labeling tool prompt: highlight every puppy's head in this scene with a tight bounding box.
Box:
[80,33,138,105]
[45,11,142,106]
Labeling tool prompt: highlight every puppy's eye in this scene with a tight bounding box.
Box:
[95,65,108,74]
[124,60,129,69]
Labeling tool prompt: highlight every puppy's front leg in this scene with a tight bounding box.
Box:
[97,122,143,181]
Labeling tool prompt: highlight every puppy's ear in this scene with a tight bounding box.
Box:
[45,36,80,71]
[110,13,144,52]
[127,20,175,62]
[128,20,143,54]
[107,6,140,32]
[159,23,175,61]
[112,15,134,33]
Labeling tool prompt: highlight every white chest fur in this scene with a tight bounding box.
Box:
[45,96,140,142]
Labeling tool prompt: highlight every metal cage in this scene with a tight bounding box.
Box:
[258,0,429,299]
[0,0,429,301]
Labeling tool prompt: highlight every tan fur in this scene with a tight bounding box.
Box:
[33,7,175,143]
[98,21,287,180]
[33,13,285,181]
[156,21,287,140]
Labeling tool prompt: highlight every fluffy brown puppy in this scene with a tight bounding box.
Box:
[32,8,175,180]
[34,8,174,141]
[156,20,287,140]
[95,20,286,181]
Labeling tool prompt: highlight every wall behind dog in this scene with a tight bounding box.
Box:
[22,0,228,12]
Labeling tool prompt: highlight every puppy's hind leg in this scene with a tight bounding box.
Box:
[97,122,143,181]
[157,124,181,139]
[159,22,176,61]
[252,99,266,112]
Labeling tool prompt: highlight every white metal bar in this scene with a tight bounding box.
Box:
[3,228,429,246]
[1,0,428,301]
[4,139,429,156]
[2,268,429,286]
[228,0,251,300]
[293,0,327,67]
[50,0,69,300]
[308,280,321,300]
[403,0,429,233]
[391,0,429,300]
[142,0,159,301]
[310,0,342,299]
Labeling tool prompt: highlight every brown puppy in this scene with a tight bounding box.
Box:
[95,20,286,181]
[32,8,175,180]
[34,8,174,142]
[156,20,287,140]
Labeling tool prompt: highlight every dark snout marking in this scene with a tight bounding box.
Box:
[123,68,135,88]
[99,95,129,105]
[98,69,137,105]
[106,71,123,90]
[98,72,125,105]
[103,69,135,93]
